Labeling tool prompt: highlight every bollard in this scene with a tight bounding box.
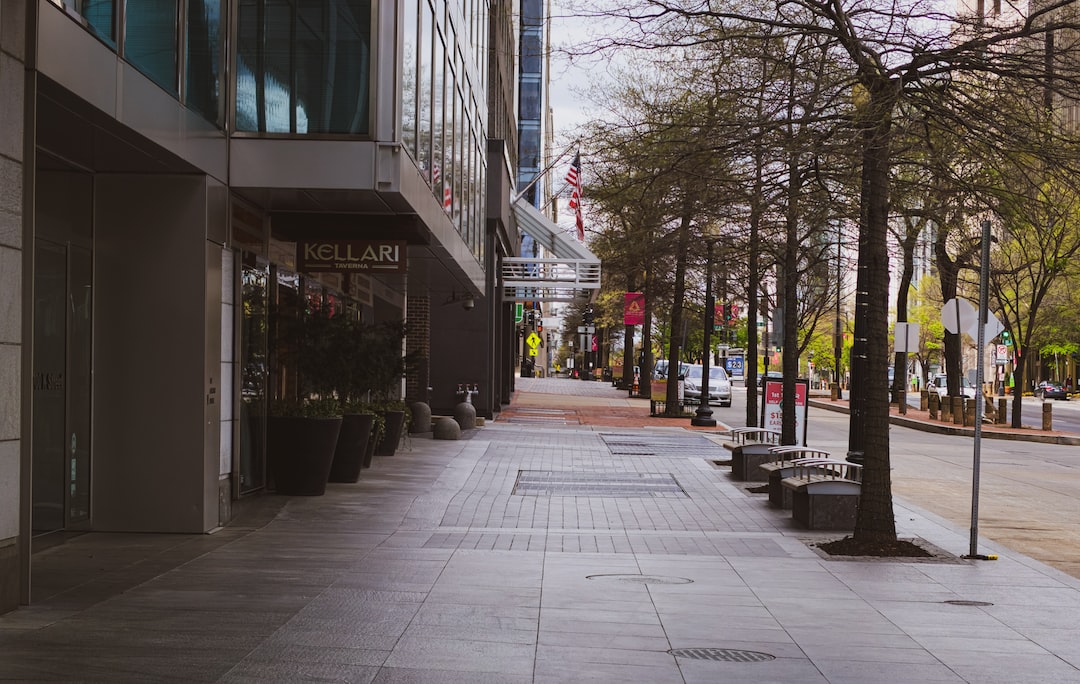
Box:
[928,391,938,420]
[965,400,976,427]
[830,382,839,401]
[952,397,964,425]
[1043,402,1053,431]
[920,390,929,411]
[997,397,1007,424]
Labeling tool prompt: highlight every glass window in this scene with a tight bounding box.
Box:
[432,40,445,203]
[125,0,179,92]
[453,77,463,220]
[402,0,419,157]
[520,30,541,74]
[185,0,223,124]
[53,0,116,43]
[236,0,372,135]
[418,3,433,181]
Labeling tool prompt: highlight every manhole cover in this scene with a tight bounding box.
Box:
[944,599,994,606]
[586,574,693,584]
[669,648,775,662]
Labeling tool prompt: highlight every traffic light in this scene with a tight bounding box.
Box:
[1001,330,1011,346]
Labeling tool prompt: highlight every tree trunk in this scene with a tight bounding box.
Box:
[850,82,898,544]
[892,225,918,406]
[746,142,764,427]
[782,154,802,444]
[665,212,693,415]
[1011,347,1026,428]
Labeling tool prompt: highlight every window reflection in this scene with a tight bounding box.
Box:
[186,0,222,124]
[125,0,179,92]
[236,0,372,135]
[52,0,115,43]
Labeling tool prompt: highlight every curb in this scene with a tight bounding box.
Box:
[809,399,1080,446]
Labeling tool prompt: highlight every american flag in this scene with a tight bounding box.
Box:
[444,183,452,212]
[566,153,584,240]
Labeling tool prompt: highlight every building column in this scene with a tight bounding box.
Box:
[1,0,28,613]
[406,295,431,404]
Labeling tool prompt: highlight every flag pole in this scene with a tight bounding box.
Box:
[512,140,581,204]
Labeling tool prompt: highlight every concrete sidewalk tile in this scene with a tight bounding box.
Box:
[382,636,535,675]
[810,659,966,683]
[372,667,531,683]
[675,656,830,684]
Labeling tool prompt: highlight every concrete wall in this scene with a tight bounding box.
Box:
[0,0,25,613]
[93,174,220,533]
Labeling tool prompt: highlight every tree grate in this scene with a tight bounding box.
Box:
[668,648,776,662]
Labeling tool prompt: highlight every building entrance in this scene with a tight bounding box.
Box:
[32,241,93,534]
[32,168,94,535]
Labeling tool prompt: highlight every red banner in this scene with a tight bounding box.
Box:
[624,292,645,325]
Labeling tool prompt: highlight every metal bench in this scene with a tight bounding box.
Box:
[757,449,833,508]
[724,429,784,481]
[781,460,862,530]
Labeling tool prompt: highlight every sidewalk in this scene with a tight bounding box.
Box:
[3,379,1080,682]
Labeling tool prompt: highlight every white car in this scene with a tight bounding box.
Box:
[930,373,976,399]
[683,365,732,406]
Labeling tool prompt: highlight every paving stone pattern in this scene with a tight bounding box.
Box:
[4,396,1080,682]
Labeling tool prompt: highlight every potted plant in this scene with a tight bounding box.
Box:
[374,399,409,456]
[266,304,346,495]
[354,321,418,457]
[267,397,342,496]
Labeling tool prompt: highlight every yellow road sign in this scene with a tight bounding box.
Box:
[526,332,541,348]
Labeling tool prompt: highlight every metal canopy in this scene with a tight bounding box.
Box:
[503,198,601,303]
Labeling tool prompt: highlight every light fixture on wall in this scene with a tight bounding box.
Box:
[444,291,476,311]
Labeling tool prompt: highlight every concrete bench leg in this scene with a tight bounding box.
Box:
[792,491,858,530]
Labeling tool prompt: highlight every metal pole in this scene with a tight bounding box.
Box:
[969,219,992,558]
[692,241,716,427]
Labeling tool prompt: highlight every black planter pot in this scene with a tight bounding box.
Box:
[268,416,342,496]
[362,424,378,468]
[328,413,374,483]
[374,410,406,456]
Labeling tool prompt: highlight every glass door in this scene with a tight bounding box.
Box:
[32,240,92,534]
[238,258,269,494]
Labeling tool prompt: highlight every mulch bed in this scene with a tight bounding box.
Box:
[818,536,933,558]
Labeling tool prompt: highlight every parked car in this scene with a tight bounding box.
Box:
[683,364,732,406]
[930,373,976,399]
[758,370,783,387]
[1034,381,1069,400]
[653,360,688,380]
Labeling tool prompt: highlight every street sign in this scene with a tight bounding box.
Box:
[526,332,541,349]
[514,302,523,323]
[893,322,920,353]
[576,325,595,334]
[941,298,977,335]
[996,344,1008,357]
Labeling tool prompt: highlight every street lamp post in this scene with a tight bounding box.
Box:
[692,240,717,427]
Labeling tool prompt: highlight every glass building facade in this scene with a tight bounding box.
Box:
[399,0,489,262]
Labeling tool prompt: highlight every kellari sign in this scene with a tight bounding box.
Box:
[297,240,407,273]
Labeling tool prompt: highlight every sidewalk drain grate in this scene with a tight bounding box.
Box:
[944,599,994,606]
[586,574,692,584]
[513,471,688,498]
[669,648,775,662]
